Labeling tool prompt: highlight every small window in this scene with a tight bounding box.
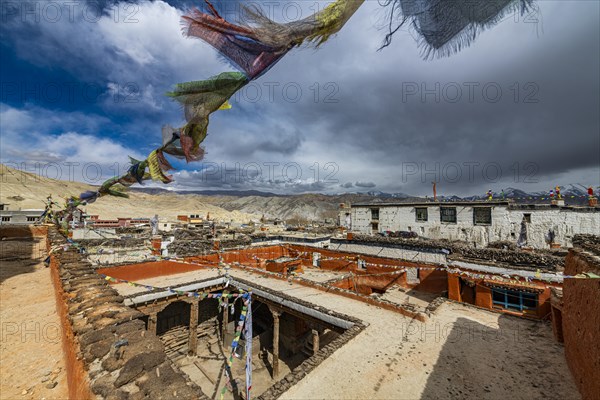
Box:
[371,222,379,232]
[370,208,380,220]
[473,207,492,225]
[415,207,428,222]
[26,216,37,222]
[358,259,367,270]
[523,213,531,223]
[1,216,11,222]
[440,207,457,223]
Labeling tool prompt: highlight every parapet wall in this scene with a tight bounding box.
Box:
[46,227,205,399]
[337,235,564,271]
[562,243,600,400]
[0,224,48,239]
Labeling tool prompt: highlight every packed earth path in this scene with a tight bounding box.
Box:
[0,235,68,399]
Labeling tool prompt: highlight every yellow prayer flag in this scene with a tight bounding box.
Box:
[218,101,232,110]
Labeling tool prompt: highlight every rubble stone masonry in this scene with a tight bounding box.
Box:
[562,235,600,400]
[46,227,205,399]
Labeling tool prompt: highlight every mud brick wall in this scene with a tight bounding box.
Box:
[0,224,48,238]
[412,269,448,293]
[46,227,207,399]
[562,246,600,400]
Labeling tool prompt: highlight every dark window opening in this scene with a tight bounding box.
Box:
[524,213,531,223]
[27,217,37,222]
[473,207,492,225]
[370,208,380,220]
[415,207,428,222]
[1,216,10,222]
[371,222,379,232]
[440,207,457,223]
[492,288,538,312]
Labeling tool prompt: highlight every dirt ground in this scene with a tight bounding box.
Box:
[0,237,68,400]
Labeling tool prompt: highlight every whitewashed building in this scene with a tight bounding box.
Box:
[340,201,599,249]
[0,208,44,225]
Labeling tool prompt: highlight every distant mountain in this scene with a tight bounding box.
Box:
[129,184,594,221]
[2,164,593,223]
[130,187,283,197]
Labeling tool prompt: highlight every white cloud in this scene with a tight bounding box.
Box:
[2,1,225,117]
[0,103,142,184]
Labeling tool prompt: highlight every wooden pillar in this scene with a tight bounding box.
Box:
[312,329,319,355]
[270,308,282,379]
[147,312,157,335]
[188,299,199,356]
[222,297,229,345]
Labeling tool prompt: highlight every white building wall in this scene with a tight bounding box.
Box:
[349,204,599,249]
[506,208,600,248]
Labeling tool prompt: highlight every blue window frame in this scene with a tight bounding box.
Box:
[492,288,538,311]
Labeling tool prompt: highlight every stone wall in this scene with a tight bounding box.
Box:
[562,238,600,400]
[46,227,206,399]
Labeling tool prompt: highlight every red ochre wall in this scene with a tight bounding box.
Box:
[562,250,600,400]
[186,245,287,268]
[97,260,205,282]
[413,269,448,293]
[448,274,461,301]
[49,252,93,400]
[288,245,447,293]
[185,245,451,294]
[475,285,492,309]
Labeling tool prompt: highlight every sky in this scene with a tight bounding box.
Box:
[1,0,599,196]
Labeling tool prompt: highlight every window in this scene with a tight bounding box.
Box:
[1,216,10,222]
[523,213,531,223]
[415,207,428,222]
[473,207,492,225]
[371,222,379,232]
[492,288,538,312]
[370,208,379,220]
[440,207,457,223]
[26,217,37,222]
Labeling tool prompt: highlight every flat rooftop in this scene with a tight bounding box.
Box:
[109,264,578,399]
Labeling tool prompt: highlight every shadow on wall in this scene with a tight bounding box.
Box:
[157,301,191,335]
[0,225,47,284]
[420,316,578,400]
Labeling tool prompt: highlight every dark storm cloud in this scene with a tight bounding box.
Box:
[218,1,599,195]
[355,181,376,188]
[1,0,597,195]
